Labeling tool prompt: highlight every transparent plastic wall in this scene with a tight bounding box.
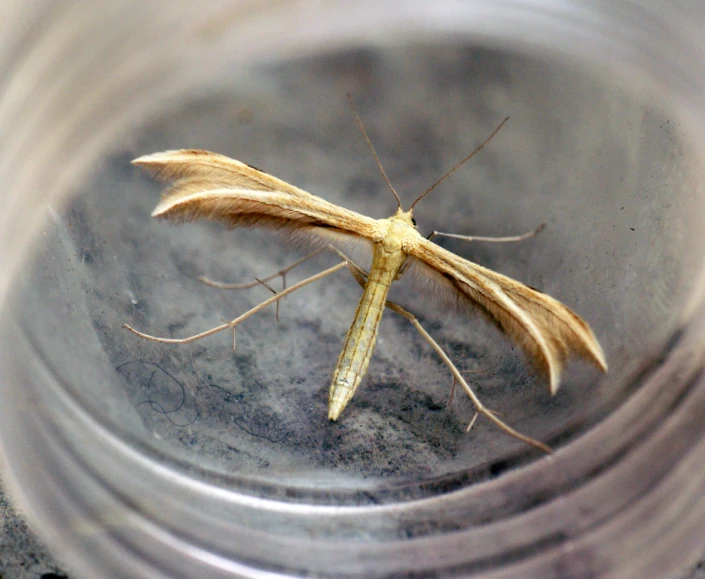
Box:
[1,1,705,578]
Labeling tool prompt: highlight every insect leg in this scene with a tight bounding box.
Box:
[199,247,327,289]
[124,261,348,347]
[428,222,546,243]
[199,248,327,323]
[385,301,552,454]
[252,277,281,323]
[327,245,369,283]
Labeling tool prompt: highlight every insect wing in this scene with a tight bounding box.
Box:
[133,149,378,254]
[408,237,607,393]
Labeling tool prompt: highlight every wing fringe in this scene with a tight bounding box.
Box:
[409,240,606,394]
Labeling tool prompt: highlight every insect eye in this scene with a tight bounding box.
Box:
[411,217,417,226]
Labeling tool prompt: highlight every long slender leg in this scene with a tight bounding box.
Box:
[428,222,545,243]
[199,247,326,289]
[124,261,348,346]
[385,301,552,453]
[199,247,327,324]
[253,277,280,322]
[448,377,457,406]
[332,246,552,454]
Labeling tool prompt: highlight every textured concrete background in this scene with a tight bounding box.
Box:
[2,44,704,577]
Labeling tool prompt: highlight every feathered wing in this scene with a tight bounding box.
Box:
[132,149,378,254]
[408,237,607,394]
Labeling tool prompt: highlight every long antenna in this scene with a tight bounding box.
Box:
[409,116,510,210]
[347,93,402,209]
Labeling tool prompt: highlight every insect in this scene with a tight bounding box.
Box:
[125,99,607,453]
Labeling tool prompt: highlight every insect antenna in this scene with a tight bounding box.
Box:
[409,116,510,210]
[347,93,402,209]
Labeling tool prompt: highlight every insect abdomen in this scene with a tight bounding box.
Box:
[328,243,406,420]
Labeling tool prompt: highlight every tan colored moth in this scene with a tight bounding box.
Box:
[125,103,607,453]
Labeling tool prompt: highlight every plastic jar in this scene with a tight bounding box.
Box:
[1,1,705,577]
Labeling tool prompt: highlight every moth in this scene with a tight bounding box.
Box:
[125,103,607,453]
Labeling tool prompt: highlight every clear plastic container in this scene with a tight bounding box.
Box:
[2,1,705,577]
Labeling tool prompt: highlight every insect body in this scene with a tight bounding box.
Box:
[329,209,414,419]
[125,111,607,452]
